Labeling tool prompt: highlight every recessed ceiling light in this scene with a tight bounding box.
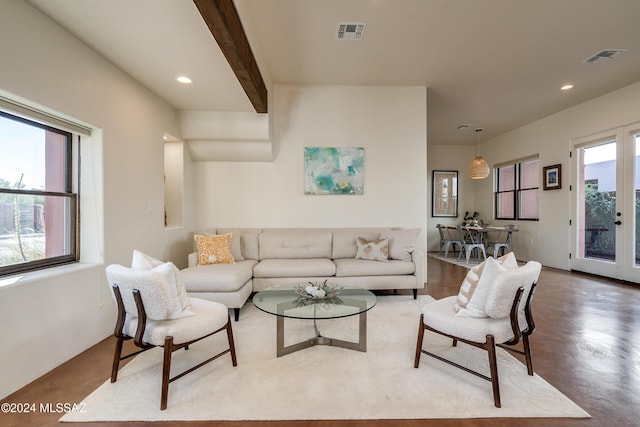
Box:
[561,84,574,91]
[176,75,192,84]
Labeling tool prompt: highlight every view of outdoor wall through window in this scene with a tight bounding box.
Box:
[578,137,640,265]
[0,111,77,275]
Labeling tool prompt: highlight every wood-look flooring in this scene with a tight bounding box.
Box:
[2,256,639,427]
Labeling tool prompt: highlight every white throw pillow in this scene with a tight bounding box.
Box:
[151,262,194,319]
[495,251,518,270]
[454,252,519,317]
[380,228,420,261]
[131,249,164,269]
[355,237,389,262]
[131,250,190,313]
[455,257,505,317]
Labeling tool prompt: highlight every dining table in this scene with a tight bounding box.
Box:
[446,224,518,245]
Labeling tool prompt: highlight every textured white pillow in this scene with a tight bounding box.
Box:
[454,252,520,317]
[455,257,506,317]
[131,250,190,312]
[355,237,389,262]
[106,263,193,321]
[131,249,163,269]
[151,262,194,319]
[495,251,519,270]
[380,228,420,261]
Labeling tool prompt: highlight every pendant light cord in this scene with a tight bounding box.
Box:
[475,128,483,156]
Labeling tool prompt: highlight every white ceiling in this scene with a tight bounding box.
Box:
[28,0,640,145]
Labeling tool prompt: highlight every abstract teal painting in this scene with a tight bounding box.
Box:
[304,147,364,195]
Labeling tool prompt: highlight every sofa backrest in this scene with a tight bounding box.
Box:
[209,228,262,260]
[200,227,420,261]
[258,231,333,259]
[330,228,382,259]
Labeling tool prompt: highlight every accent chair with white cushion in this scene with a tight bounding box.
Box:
[106,263,237,410]
[414,258,542,407]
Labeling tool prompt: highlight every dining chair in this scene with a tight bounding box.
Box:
[486,225,515,257]
[436,224,463,257]
[414,260,542,407]
[456,225,486,264]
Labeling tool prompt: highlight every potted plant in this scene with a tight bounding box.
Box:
[463,211,482,226]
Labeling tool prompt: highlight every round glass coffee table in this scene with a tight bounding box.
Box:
[253,283,377,357]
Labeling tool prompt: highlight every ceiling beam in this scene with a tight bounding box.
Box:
[193,0,268,113]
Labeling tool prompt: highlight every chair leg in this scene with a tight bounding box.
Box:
[110,337,124,383]
[226,316,238,366]
[523,334,534,375]
[160,336,174,410]
[414,314,425,368]
[486,335,501,408]
[234,308,240,322]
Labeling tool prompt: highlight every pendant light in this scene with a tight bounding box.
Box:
[469,128,490,179]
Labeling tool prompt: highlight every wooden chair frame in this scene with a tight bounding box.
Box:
[110,285,238,410]
[414,282,537,407]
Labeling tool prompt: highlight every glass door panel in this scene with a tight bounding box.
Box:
[579,142,617,262]
[572,125,640,283]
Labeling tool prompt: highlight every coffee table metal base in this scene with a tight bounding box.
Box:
[276,311,367,357]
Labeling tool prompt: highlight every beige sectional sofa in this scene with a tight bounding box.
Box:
[179,227,425,320]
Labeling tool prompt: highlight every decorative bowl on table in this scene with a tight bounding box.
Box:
[293,280,343,300]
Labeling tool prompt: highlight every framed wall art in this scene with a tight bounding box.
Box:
[304,147,364,195]
[543,164,562,190]
[432,170,458,217]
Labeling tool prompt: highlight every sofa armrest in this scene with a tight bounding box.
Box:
[188,252,198,268]
[412,249,426,288]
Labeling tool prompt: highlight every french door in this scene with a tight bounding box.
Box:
[571,124,640,283]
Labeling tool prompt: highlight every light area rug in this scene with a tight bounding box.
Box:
[428,252,524,269]
[61,295,589,422]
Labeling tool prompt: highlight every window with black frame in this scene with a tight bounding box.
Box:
[0,110,78,276]
[495,157,540,221]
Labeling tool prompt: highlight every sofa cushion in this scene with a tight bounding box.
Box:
[334,258,415,277]
[253,258,336,278]
[213,228,262,260]
[180,260,257,292]
[380,228,420,261]
[258,231,332,259]
[332,229,380,259]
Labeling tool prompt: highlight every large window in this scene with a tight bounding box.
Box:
[495,157,539,220]
[0,110,78,276]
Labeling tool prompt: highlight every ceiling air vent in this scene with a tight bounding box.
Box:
[583,49,627,63]
[337,22,366,40]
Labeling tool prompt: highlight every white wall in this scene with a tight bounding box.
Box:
[192,85,428,250]
[432,80,640,269]
[0,1,194,398]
